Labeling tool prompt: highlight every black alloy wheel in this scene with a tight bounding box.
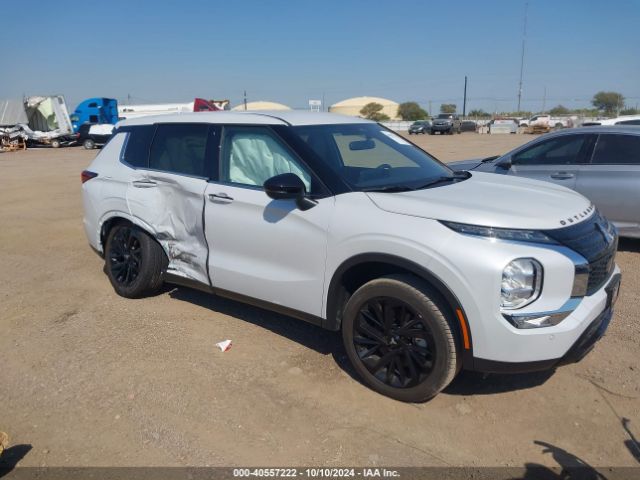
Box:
[104,224,167,298]
[109,227,142,286]
[342,275,459,402]
[353,297,436,388]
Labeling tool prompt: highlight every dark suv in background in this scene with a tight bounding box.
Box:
[431,114,461,135]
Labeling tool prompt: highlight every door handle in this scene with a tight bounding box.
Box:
[208,192,234,202]
[550,172,574,180]
[132,179,158,188]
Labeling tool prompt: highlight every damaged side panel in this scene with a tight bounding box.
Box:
[126,171,211,286]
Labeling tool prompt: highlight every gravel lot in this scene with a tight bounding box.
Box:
[0,133,638,470]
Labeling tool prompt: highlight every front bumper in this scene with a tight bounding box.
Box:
[470,272,620,373]
[431,124,452,131]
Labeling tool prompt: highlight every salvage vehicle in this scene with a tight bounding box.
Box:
[77,123,115,149]
[0,95,76,148]
[82,112,621,402]
[408,120,431,134]
[430,113,461,135]
[450,126,640,238]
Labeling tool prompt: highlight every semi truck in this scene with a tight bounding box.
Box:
[70,98,119,133]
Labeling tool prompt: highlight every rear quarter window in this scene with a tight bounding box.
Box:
[592,134,640,165]
[121,125,155,168]
[149,123,209,177]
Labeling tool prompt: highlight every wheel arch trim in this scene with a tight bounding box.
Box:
[97,211,159,253]
[324,253,474,361]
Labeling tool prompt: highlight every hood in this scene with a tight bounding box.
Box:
[366,171,592,230]
[447,159,484,171]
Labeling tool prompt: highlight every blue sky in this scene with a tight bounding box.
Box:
[1,0,638,113]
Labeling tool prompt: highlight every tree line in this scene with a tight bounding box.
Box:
[358,91,638,121]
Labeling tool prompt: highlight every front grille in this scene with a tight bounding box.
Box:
[545,211,618,295]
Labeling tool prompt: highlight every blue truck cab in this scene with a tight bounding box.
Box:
[70,98,119,133]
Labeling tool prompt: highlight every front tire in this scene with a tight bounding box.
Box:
[341,275,459,402]
[83,138,95,149]
[105,224,167,298]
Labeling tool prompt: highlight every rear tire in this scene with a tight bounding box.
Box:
[341,274,459,402]
[105,224,167,298]
[83,139,95,149]
[50,139,61,148]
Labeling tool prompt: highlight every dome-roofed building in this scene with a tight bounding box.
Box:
[231,101,291,111]
[329,96,399,119]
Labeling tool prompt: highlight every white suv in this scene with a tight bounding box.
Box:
[82,111,621,402]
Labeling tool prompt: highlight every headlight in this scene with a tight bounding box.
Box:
[501,258,543,309]
[441,221,558,244]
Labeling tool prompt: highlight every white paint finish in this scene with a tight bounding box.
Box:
[322,192,598,362]
[366,171,591,230]
[82,132,129,250]
[204,183,334,316]
[88,124,115,135]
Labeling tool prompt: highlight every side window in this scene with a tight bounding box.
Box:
[89,115,98,123]
[592,134,640,165]
[221,126,312,192]
[512,135,587,165]
[121,125,155,168]
[615,119,640,126]
[149,124,209,177]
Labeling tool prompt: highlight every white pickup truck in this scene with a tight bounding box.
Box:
[519,114,574,129]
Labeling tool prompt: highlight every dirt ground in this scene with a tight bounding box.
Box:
[0,133,639,470]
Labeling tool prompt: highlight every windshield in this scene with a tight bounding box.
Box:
[437,114,453,119]
[290,123,455,191]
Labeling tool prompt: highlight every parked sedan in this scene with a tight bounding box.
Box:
[449,126,640,238]
[408,120,431,134]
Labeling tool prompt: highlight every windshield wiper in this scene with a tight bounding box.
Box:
[362,185,416,192]
[414,171,471,190]
[363,171,469,193]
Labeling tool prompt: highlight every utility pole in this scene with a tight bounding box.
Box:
[428,100,432,117]
[243,90,247,111]
[462,76,468,117]
[517,1,529,113]
[542,86,547,113]
[322,92,326,112]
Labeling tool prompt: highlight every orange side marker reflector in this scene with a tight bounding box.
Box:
[456,308,471,350]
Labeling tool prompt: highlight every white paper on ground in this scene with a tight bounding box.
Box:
[215,339,232,352]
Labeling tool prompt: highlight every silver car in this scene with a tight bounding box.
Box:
[449,126,640,238]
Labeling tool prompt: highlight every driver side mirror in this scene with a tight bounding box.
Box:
[263,173,317,210]
[495,156,512,170]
